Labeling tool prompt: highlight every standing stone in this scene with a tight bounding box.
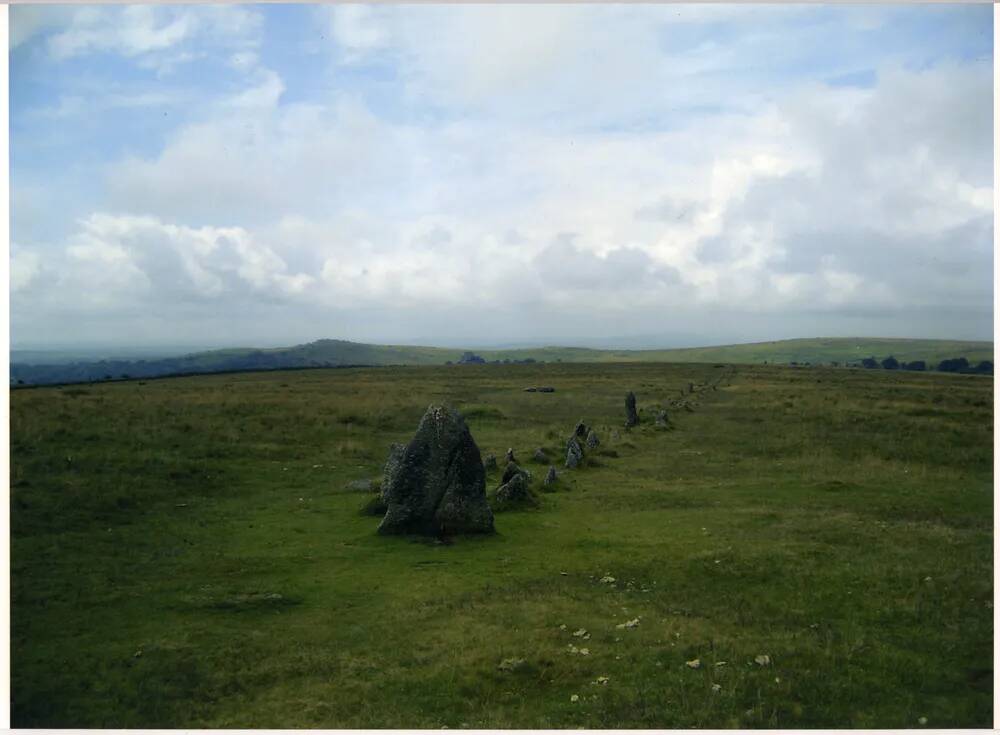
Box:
[483,453,498,472]
[532,447,548,463]
[688,382,694,394]
[655,410,669,427]
[585,429,600,449]
[611,429,621,441]
[574,421,589,438]
[378,405,495,536]
[496,472,531,504]
[502,461,529,485]
[543,466,558,486]
[505,447,516,463]
[625,392,639,427]
[566,436,584,469]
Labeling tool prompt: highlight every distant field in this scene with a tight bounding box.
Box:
[10,362,993,727]
[10,336,993,385]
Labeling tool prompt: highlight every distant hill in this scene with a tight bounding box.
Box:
[10,336,993,386]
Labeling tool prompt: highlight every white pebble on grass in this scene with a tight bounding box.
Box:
[570,694,579,703]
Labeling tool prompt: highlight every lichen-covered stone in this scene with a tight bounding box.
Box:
[585,429,600,449]
[496,472,531,504]
[502,461,530,485]
[532,447,548,463]
[574,421,589,438]
[566,436,584,469]
[378,405,494,536]
[381,443,405,498]
[505,447,516,463]
[655,410,669,427]
[543,466,558,486]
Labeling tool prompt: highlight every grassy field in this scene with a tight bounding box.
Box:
[10,361,993,727]
[12,336,992,387]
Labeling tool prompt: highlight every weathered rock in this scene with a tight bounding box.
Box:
[566,436,584,469]
[585,429,600,449]
[496,472,531,504]
[655,410,669,427]
[537,386,556,393]
[625,392,639,427]
[378,405,495,536]
[688,382,694,394]
[502,461,529,485]
[381,442,406,496]
[505,447,516,463]
[532,447,548,463]
[611,429,621,440]
[523,387,538,392]
[543,466,558,486]
[483,453,498,472]
[574,420,589,438]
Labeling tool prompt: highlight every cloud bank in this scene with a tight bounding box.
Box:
[11,4,993,348]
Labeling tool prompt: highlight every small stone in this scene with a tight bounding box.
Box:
[532,447,548,463]
[686,659,701,669]
[594,676,610,685]
[918,717,928,725]
[565,436,584,469]
[505,447,516,463]
[585,429,600,449]
[754,654,771,666]
[544,466,558,486]
[655,410,669,427]
[711,683,721,692]
[573,629,588,638]
[570,694,579,702]
[497,657,527,672]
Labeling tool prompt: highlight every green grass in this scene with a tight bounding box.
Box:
[10,362,993,727]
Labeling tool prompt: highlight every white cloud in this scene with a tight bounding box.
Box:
[12,6,993,346]
[42,5,261,71]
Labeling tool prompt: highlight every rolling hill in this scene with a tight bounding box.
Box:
[10,336,993,386]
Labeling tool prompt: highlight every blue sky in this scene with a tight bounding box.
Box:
[10,4,994,349]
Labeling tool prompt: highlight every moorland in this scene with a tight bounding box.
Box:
[9,360,993,727]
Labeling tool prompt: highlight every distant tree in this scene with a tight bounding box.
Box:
[121,373,130,380]
[829,361,839,367]
[861,357,879,369]
[881,356,899,370]
[104,374,113,381]
[974,360,993,375]
[445,361,453,365]
[902,360,926,371]
[938,357,969,373]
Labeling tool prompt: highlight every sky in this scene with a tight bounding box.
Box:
[10,3,995,351]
